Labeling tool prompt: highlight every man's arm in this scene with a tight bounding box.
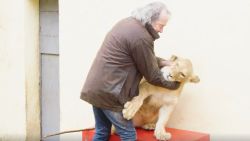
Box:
[156,57,172,68]
[131,39,180,90]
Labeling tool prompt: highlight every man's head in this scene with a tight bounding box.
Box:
[131,2,171,33]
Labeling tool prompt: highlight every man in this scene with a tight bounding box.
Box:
[80,2,180,141]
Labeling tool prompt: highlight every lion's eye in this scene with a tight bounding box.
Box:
[180,72,186,78]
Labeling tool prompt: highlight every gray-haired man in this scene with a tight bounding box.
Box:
[80,2,179,141]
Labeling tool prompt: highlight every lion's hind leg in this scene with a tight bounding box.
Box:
[142,123,156,130]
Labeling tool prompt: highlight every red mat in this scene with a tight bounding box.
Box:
[82,127,210,141]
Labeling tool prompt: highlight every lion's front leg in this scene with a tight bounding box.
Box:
[122,95,144,120]
[122,86,151,120]
[154,104,175,141]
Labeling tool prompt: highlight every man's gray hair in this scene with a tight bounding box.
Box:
[131,2,171,26]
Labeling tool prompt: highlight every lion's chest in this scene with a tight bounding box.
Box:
[145,93,178,107]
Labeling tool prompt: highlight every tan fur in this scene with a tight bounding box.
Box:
[122,55,200,140]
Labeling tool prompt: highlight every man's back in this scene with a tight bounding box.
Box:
[81,17,155,112]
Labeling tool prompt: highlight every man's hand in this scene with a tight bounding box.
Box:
[159,60,173,68]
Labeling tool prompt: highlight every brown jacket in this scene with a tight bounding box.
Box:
[80,17,180,112]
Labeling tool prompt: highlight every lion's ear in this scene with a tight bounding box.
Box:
[190,75,200,83]
[170,55,178,61]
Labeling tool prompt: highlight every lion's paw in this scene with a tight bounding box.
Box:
[142,123,156,130]
[154,129,171,141]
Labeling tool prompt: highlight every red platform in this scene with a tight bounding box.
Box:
[82,127,210,141]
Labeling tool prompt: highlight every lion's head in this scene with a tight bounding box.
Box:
[161,55,200,83]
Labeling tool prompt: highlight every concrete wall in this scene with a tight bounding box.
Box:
[59,0,250,140]
[40,1,60,141]
[0,0,40,140]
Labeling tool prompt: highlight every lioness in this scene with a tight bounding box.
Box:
[122,55,200,140]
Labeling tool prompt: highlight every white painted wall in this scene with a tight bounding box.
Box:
[0,1,26,140]
[60,0,250,140]
[0,0,40,140]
